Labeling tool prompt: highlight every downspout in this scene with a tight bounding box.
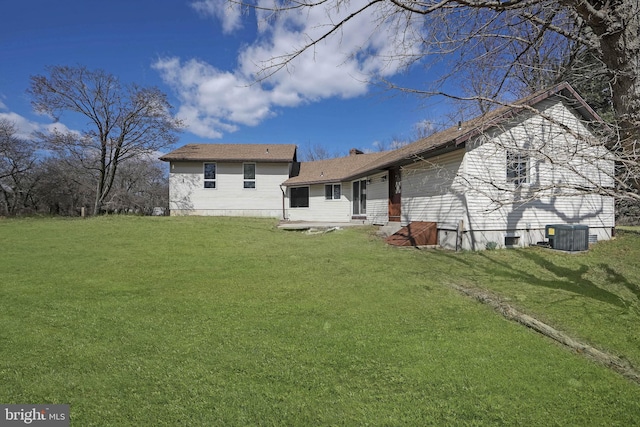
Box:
[280,185,287,221]
[456,219,464,252]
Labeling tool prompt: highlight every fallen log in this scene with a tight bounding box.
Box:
[451,284,640,385]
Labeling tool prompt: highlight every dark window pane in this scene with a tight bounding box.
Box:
[325,185,332,200]
[333,185,341,200]
[204,181,216,189]
[353,181,360,214]
[244,163,255,179]
[506,152,527,184]
[244,181,256,189]
[290,187,309,208]
[204,163,216,179]
[361,181,366,212]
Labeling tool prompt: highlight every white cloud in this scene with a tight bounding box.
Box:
[0,105,77,140]
[0,111,43,140]
[161,0,424,139]
[414,119,435,133]
[153,57,271,138]
[191,0,242,34]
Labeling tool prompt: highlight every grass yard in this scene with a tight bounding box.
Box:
[1,216,639,426]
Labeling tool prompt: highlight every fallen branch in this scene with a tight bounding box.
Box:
[451,284,640,385]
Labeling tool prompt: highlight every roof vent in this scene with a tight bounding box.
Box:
[350,148,364,156]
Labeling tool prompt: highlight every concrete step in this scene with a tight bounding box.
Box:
[376,222,404,237]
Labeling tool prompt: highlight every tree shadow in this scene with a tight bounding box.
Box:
[518,250,626,308]
[435,249,627,309]
[598,263,640,304]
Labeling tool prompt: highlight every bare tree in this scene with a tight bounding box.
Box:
[103,157,169,214]
[239,0,639,181]
[33,155,94,216]
[28,65,183,215]
[0,119,39,215]
[299,142,342,161]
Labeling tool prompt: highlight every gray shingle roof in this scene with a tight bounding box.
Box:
[160,143,297,162]
[283,151,389,186]
[344,82,604,179]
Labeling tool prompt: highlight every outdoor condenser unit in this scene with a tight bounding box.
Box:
[545,224,589,252]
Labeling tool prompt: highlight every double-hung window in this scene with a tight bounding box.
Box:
[506,151,528,185]
[243,163,256,189]
[324,184,341,200]
[204,163,216,188]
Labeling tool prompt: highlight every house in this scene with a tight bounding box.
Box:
[161,82,615,250]
[159,143,297,217]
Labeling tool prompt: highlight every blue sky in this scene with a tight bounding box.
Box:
[0,0,451,157]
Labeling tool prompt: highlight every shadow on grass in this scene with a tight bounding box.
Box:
[433,249,628,309]
[599,263,640,303]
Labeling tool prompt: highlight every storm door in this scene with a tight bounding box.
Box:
[388,168,401,222]
[352,179,367,216]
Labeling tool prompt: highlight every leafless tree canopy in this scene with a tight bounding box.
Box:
[28,66,183,214]
[0,119,39,215]
[242,1,637,133]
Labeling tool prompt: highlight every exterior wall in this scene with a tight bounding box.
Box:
[365,172,389,225]
[284,182,353,222]
[284,171,388,223]
[459,98,615,250]
[401,150,468,231]
[168,161,290,217]
[401,98,615,250]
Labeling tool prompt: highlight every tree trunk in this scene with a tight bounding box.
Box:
[576,1,640,147]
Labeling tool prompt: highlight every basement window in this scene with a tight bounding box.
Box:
[504,233,520,247]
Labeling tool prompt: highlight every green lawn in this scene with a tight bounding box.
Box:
[1,216,639,426]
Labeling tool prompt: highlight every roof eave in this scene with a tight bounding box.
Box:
[159,157,294,163]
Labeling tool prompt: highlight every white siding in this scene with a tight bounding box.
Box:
[168,161,290,217]
[285,182,353,222]
[399,98,614,250]
[401,150,468,230]
[458,98,615,249]
[366,172,389,225]
[285,172,389,224]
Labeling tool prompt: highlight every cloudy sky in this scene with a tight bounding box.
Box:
[1,0,449,156]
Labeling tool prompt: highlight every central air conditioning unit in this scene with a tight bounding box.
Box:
[545,224,589,252]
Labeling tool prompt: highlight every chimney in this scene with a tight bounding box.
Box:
[349,148,364,156]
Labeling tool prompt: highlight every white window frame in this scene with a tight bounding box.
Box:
[203,162,216,189]
[506,151,529,185]
[324,184,341,200]
[243,163,256,189]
